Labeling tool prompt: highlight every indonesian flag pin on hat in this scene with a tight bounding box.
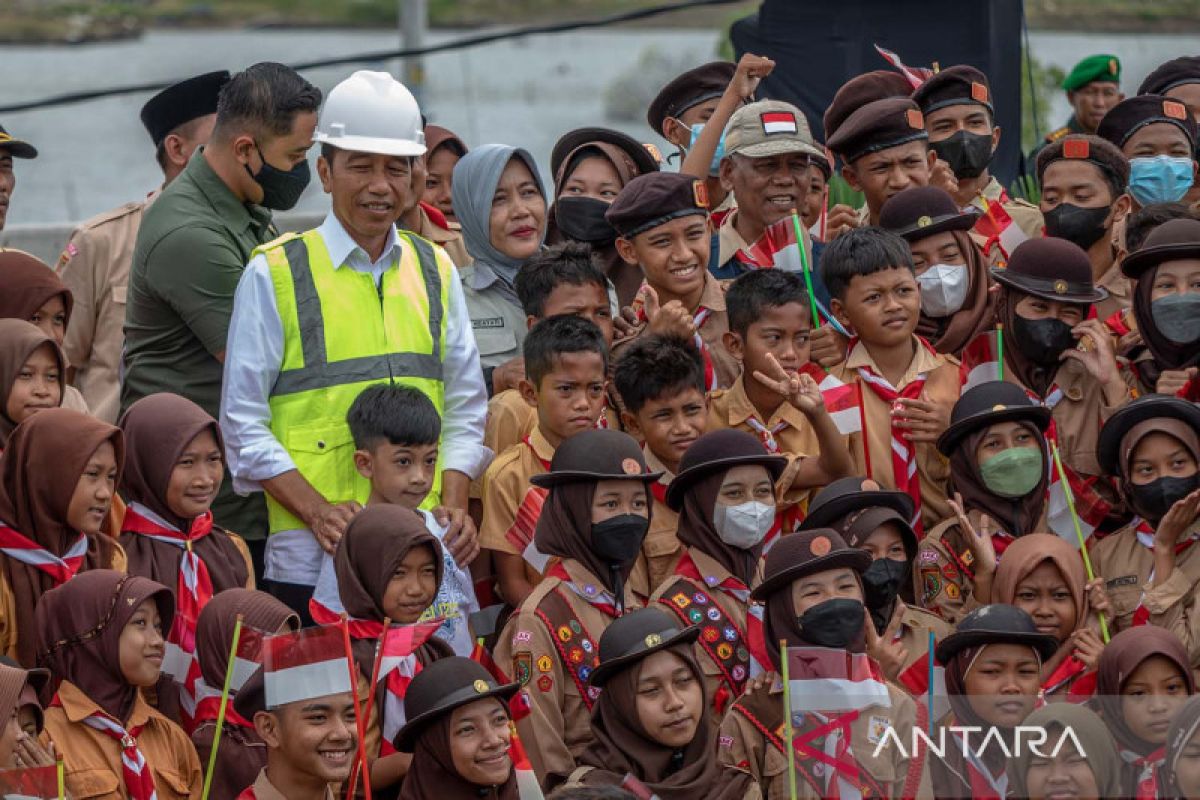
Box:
[725,99,824,160]
[262,625,352,709]
[761,111,798,135]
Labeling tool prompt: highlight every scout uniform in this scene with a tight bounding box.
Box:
[494,431,656,782]
[650,431,787,720]
[409,201,471,268]
[605,171,740,390]
[1027,54,1122,173]
[710,100,824,281]
[237,769,335,800]
[631,446,682,599]
[915,382,1054,623]
[718,530,931,800]
[1092,396,1200,661]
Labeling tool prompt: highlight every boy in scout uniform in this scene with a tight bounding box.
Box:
[718,530,931,799]
[1097,94,1198,210]
[1028,54,1123,172]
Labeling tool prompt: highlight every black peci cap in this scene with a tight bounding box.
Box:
[140,70,230,148]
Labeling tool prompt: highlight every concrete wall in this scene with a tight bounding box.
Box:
[0,210,326,264]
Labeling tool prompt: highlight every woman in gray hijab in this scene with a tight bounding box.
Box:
[452,144,547,393]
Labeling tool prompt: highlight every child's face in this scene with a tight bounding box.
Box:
[1022,727,1098,800]
[801,167,826,231]
[633,650,703,749]
[118,598,165,688]
[382,544,438,624]
[4,343,60,425]
[622,386,707,474]
[258,692,357,784]
[590,479,649,525]
[842,141,933,215]
[16,704,37,738]
[860,523,907,562]
[28,295,66,347]
[165,428,223,521]
[537,282,614,346]
[354,441,438,509]
[1120,655,1190,745]
[0,710,19,769]
[832,267,920,348]
[789,567,862,616]
[726,301,811,386]
[521,352,607,445]
[961,643,1041,728]
[616,215,710,300]
[716,464,775,509]
[1012,293,1086,328]
[65,440,117,536]
[908,231,966,276]
[447,698,513,787]
[975,421,1041,466]
[1130,432,1198,486]
[1012,560,1077,643]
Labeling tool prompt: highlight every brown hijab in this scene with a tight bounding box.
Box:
[915,231,994,356]
[762,575,867,673]
[35,570,174,723]
[945,424,1047,537]
[1162,694,1200,800]
[425,125,467,160]
[399,701,519,800]
[675,471,763,587]
[195,589,298,690]
[535,482,651,593]
[1096,625,1195,755]
[0,408,123,666]
[117,393,248,591]
[0,250,73,328]
[576,643,754,800]
[0,319,64,448]
[1133,263,1200,377]
[1116,417,1200,523]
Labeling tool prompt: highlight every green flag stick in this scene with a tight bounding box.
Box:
[56,757,64,800]
[790,210,822,330]
[997,324,1004,382]
[1049,440,1110,642]
[200,614,243,800]
[780,640,798,800]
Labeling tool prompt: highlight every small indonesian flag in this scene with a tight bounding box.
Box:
[505,486,551,573]
[802,364,862,435]
[786,647,892,713]
[973,198,1028,261]
[761,111,798,135]
[0,764,58,799]
[231,624,268,692]
[873,44,935,89]
[959,330,1002,393]
[262,625,352,709]
[1046,468,1111,547]
[509,724,545,800]
[471,639,507,683]
[736,215,808,273]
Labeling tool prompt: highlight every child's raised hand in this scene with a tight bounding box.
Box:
[892,390,950,443]
[752,352,821,413]
[1085,577,1112,617]
[948,492,996,578]
[643,286,695,339]
[1071,627,1105,671]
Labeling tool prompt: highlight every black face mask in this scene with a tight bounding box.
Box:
[590,513,649,566]
[1043,203,1110,251]
[796,598,866,649]
[245,142,311,211]
[555,196,616,245]
[1128,473,1200,523]
[931,130,994,179]
[862,558,907,634]
[1011,313,1078,367]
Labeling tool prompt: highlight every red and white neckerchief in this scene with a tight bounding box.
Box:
[1040,654,1089,698]
[523,435,552,472]
[1130,518,1200,626]
[851,338,930,535]
[674,552,770,675]
[808,710,864,800]
[744,416,788,454]
[955,727,1007,799]
[1124,747,1164,800]
[546,562,621,618]
[0,522,88,584]
[636,295,718,392]
[52,696,157,800]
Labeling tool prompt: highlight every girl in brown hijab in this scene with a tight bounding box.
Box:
[0,319,64,450]
[0,661,49,769]
[1008,703,1122,800]
[564,608,754,799]
[1095,625,1195,800]
[546,128,659,307]
[191,588,299,800]
[1161,694,1200,800]
[0,408,125,667]
[423,125,468,223]
[36,569,202,799]
[992,533,1102,700]
[117,393,254,726]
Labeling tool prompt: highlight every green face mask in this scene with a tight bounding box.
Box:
[979,447,1044,498]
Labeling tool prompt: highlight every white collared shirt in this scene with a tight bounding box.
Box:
[220,212,491,584]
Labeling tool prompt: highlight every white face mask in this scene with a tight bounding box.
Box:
[916,263,970,318]
[713,501,775,549]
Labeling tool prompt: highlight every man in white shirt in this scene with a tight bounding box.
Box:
[221,71,489,618]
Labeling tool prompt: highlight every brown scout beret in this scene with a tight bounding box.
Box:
[1097,94,1197,150]
[823,70,914,140]
[910,64,993,116]
[646,61,736,136]
[825,96,929,165]
[1035,133,1130,190]
[605,171,709,239]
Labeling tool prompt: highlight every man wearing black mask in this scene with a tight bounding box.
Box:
[911,65,1043,255]
[1035,133,1132,321]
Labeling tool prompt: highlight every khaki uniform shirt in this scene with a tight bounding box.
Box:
[896,603,955,682]
[630,447,682,598]
[834,338,958,530]
[460,262,527,372]
[44,680,201,800]
[1095,259,1132,325]
[913,517,984,624]
[718,679,932,799]
[479,425,554,592]
[408,205,471,269]
[238,768,336,800]
[494,560,643,783]
[716,210,752,268]
[57,197,151,423]
[1091,518,1200,664]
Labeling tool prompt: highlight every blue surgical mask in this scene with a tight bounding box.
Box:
[1128,155,1194,206]
[688,122,726,177]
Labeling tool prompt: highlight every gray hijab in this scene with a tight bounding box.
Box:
[451,144,546,287]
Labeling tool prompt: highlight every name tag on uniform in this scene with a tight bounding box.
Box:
[473,317,505,330]
[1106,575,1139,589]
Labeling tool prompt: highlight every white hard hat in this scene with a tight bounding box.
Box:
[315,70,426,158]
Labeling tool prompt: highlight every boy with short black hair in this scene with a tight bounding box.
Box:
[480,315,610,606]
[823,226,960,531]
[613,334,708,593]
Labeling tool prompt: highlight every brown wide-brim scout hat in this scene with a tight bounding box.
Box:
[646,61,736,135]
[665,429,786,511]
[751,529,872,602]
[879,186,977,242]
[530,429,662,489]
[1098,393,1200,477]
[588,607,700,687]
[0,125,37,159]
[937,380,1052,456]
[393,657,520,752]
[935,604,1059,664]
[1122,217,1200,280]
[990,237,1108,305]
[550,127,661,181]
[799,476,915,533]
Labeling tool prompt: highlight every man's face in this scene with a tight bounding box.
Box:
[1038,160,1113,213]
[258,692,358,784]
[318,150,413,246]
[0,151,16,230]
[245,110,318,204]
[843,141,934,215]
[1068,82,1123,132]
[1124,121,1194,160]
[925,103,995,143]
[615,215,710,300]
[720,152,811,233]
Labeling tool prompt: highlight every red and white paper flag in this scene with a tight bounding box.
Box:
[736,216,808,273]
[509,724,545,800]
[262,625,352,709]
[873,44,935,89]
[786,647,892,713]
[505,487,551,573]
[974,199,1029,261]
[959,330,1002,393]
[0,764,58,799]
[820,373,863,435]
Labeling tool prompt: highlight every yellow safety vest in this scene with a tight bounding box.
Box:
[261,227,451,534]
